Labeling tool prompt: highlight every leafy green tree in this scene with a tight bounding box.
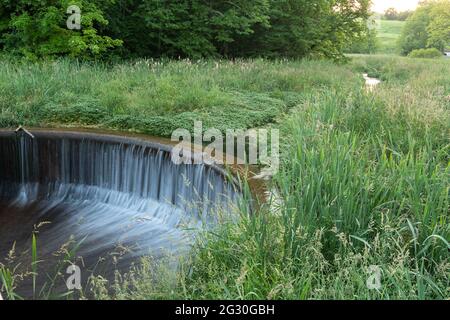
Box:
[399,0,450,55]
[102,0,371,60]
[1,0,372,60]
[345,21,378,54]
[384,7,398,20]
[398,3,432,55]
[384,8,411,21]
[230,0,325,58]
[397,10,412,21]
[232,0,371,60]
[427,0,450,51]
[103,0,270,58]
[0,0,122,59]
[323,0,372,59]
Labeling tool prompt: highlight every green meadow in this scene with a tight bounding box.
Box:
[375,20,405,54]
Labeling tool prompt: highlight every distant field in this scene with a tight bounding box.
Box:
[375,19,405,54]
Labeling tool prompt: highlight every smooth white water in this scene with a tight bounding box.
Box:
[363,73,381,92]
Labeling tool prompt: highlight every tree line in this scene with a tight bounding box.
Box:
[383,8,412,21]
[0,0,371,60]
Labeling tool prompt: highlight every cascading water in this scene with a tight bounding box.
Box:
[15,130,34,204]
[0,130,240,296]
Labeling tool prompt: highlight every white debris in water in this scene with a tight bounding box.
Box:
[265,187,284,214]
[363,73,381,92]
[251,166,277,181]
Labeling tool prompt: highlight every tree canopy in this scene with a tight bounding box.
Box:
[0,0,372,60]
[427,0,450,51]
[0,0,123,60]
[399,0,450,55]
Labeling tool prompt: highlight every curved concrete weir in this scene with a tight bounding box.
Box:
[0,129,241,295]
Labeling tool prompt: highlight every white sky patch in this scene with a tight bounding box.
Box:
[372,0,420,13]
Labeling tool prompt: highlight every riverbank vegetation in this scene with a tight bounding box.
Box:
[0,57,359,136]
[1,54,448,299]
[99,55,450,300]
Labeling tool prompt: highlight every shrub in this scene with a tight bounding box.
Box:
[408,48,443,59]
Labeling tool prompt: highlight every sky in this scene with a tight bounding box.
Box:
[372,0,420,13]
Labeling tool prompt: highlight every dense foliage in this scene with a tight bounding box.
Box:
[0,0,123,60]
[408,47,443,58]
[0,0,371,60]
[399,0,450,55]
[345,19,378,54]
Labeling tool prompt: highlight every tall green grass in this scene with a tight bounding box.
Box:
[0,58,358,136]
[0,55,449,299]
[85,56,449,300]
[0,225,87,300]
